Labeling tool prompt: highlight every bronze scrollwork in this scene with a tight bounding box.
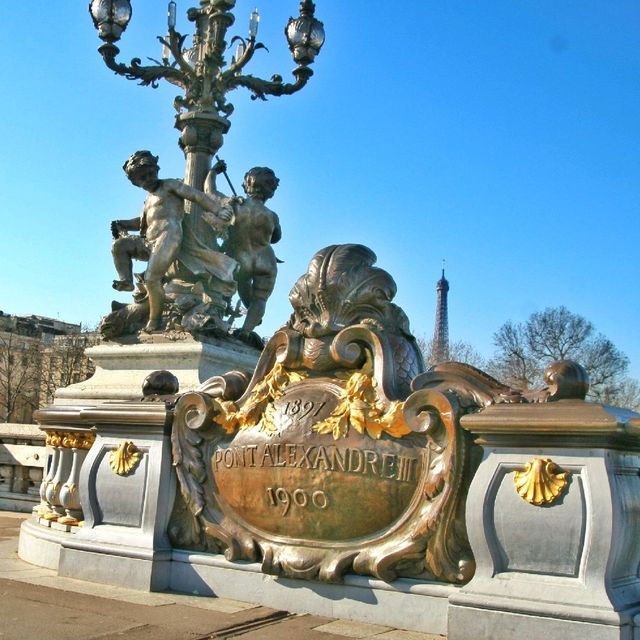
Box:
[169,245,526,584]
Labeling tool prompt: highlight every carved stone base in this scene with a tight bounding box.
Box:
[54,336,260,405]
[19,399,177,594]
[169,550,455,635]
[19,519,66,570]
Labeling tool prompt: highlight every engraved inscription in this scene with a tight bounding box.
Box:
[210,380,426,540]
[213,443,423,484]
[266,487,329,516]
[269,385,341,434]
[282,399,327,420]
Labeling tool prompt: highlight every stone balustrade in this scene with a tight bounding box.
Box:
[0,424,46,512]
[35,429,95,529]
[0,423,95,529]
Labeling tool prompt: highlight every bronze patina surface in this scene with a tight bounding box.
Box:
[170,244,493,583]
[169,246,593,584]
[210,382,426,541]
[90,1,325,346]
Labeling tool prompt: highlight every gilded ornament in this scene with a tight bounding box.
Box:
[211,363,308,435]
[58,512,81,527]
[62,432,96,450]
[46,432,64,447]
[35,504,52,518]
[514,458,570,506]
[46,431,95,449]
[109,441,142,476]
[313,371,410,440]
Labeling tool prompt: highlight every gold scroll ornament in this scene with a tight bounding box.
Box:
[514,458,570,506]
[46,431,95,449]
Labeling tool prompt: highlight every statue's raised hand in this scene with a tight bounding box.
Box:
[212,159,227,175]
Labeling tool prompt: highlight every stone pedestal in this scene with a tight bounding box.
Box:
[23,402,176,591]
[17,328,640,638]
[448,401,640,640]
[54,336,259,405]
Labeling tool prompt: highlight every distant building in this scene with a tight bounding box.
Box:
[431,268,450,364]
[0,311,99,423]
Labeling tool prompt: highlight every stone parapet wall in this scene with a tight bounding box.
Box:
[0,423,46,512]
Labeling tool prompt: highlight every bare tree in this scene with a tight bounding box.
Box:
[487,321,540,389]
[0,331,43,422]
[488,306,632,404]
[41,329,99,405]
[609,378,640,412]
[417,336,486,370]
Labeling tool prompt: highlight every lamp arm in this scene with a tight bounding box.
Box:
[98,43,189,91]
[158,29,194,78]
[228,66,313,101]
[221,37,266,81]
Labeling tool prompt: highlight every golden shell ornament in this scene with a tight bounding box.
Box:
[513,458,570,506]
[109,441,142,476]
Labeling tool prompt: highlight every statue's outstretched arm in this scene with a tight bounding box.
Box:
[115,217,142,231]
[204,159,229,198]
[111,216,141,239]
[172,180,220,213]
[171,180,233,225]
[203,169,221,198]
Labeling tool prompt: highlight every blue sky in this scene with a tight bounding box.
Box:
[1,2,638,378]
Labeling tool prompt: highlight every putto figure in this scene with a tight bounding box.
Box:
[206,163,281,345]
[111,151,233,333]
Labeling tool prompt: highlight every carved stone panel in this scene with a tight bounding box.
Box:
[93,446,149,528]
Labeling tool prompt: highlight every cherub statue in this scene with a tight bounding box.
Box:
[111,151,233,333]
[205,163,281,345]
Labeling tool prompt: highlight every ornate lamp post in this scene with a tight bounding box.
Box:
[89,0,325,191]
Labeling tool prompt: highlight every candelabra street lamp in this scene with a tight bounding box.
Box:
[89,0,324,339]
[89,0,325,191]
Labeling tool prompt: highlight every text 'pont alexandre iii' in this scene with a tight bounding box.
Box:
[212,443,423,484]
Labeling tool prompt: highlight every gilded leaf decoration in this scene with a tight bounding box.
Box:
[46,431,95,449]
[313,372,411,440]
[211,363,308,435]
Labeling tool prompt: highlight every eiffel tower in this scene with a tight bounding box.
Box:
[432,264,450,364]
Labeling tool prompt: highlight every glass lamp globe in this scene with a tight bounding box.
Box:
[89,0,133,43]
[285,0,325,66]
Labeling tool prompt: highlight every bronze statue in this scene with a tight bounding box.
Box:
[90,1,322,345]
[205,163,281,346]
[110,151,233,333]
